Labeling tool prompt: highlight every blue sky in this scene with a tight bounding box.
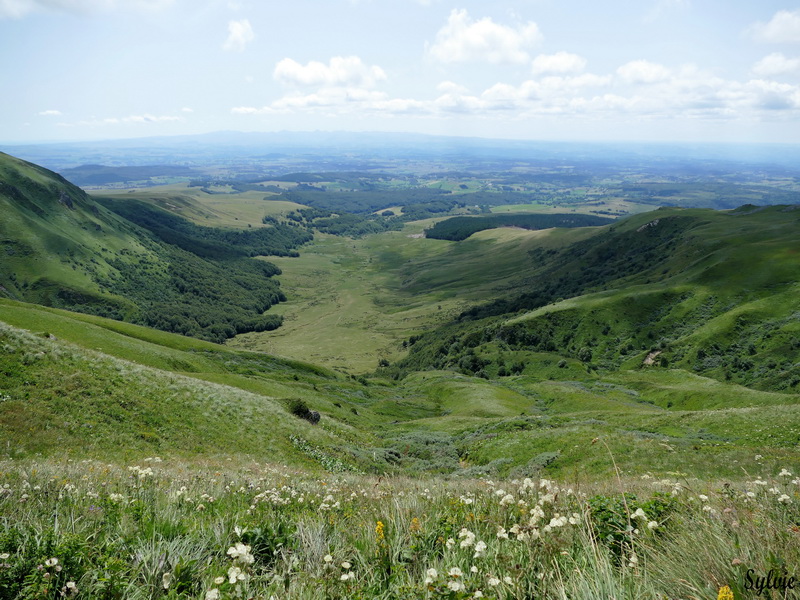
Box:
[2,0,800,143]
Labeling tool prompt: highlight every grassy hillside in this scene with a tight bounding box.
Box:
[0,153,312,342]
[2,298,798,483]
[396,205,800,392]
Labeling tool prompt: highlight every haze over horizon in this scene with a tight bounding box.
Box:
[2,0,800,145]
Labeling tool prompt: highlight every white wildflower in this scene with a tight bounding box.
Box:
[227,542,254,565]
[227,566,246,584]
[447,580,465,592]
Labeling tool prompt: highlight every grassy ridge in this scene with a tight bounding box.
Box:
[396,206,800,392]
[424,212,614,241]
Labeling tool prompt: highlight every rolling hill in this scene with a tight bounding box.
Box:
[0,152,310,342]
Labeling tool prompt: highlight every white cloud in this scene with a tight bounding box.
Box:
[752,52,800,76]
[235,56,800,125]
[0,0,172,18]
[274,56,386,88]
[38,109,62,116]
[121,114,181,123]
[746,79,800,110]
[616,60,671,83]
[180,106,194,113]
[223,19,254,52]
[428,9,541,64]
[751,9,800,44]
[532,52,587,75]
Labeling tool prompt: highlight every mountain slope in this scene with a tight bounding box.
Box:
[394,205,800,392]
[0,152,308,342]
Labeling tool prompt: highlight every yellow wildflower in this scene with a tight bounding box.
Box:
[410,517,421,533]
[376,520,385,542]
[717,585,734,600]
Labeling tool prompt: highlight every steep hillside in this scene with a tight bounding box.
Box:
[394,205,800,392]
[0,152,309,342]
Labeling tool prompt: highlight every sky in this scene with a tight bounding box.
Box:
[2,0,800,144]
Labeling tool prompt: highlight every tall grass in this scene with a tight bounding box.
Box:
[0,457,797,599]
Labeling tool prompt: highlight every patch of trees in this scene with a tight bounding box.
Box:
[277,208,403,238]
[104,245,285,343]
[279,187,453,214]
[425,213,614,241]
[99,198,311,258]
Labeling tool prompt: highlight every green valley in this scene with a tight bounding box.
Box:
[0,140,799,600]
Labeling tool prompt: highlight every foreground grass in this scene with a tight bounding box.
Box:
[0,458,798,599]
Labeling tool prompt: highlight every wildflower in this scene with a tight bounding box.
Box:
[162,573,173,589]
[227,566,246,584]
[323,554,333,563]
[698,495,708,502]
[205,589,220,600]
[45,558,58,567]
[778,494,792,504]
[448,580,466,592]
[496,527,509,539]
[647,521,659,530]
[628,554,638,568]
[227,542,254,565]
[449,567,463,578]
[471,565,478,573]
[446,538,456,549]
[0,553,9,560]
[340,571,356,581]
[341,561,351,570]
[718,585,734,600]
[214,576,225,585]
[779,468,792,477]
[410,517,421,532]
[487,576,500,586]
[425,568,438,584]
[459,528,476,548]
[375,521,385,542]
[503,576,513,585]
[474,591,484,598]
[499,494,515,506]
[473,540,487,558]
